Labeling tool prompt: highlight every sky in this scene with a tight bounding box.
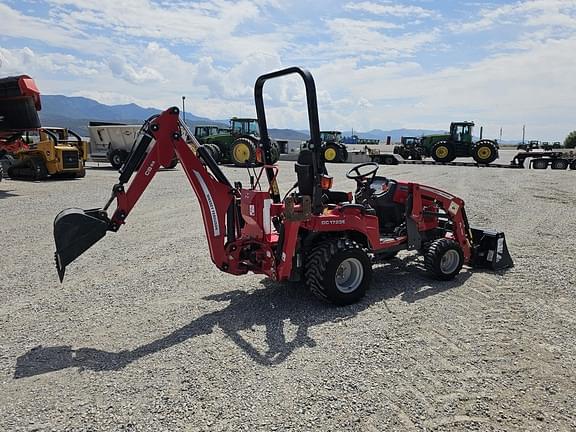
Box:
[1,0,575,140]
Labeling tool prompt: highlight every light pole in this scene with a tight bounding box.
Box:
[182,96,186,124]
[522,125,525,144]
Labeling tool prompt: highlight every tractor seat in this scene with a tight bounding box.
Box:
[371,179,398,203]
[295,149,350,204]
[367,180,405,234]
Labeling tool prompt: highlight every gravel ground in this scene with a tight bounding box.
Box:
[0,160,575,431]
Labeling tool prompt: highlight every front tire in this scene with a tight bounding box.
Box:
[424,238,464,281]
[231,138,256,166]
[305,239,372,306]
[431,141,456,163]
[323,144,342,163]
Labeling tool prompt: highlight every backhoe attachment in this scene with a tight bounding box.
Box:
[53,107,236,282]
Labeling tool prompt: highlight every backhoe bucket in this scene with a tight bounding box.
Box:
[470,228,513,270]
[54,208,109,282]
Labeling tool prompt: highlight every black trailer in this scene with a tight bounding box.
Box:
[368,149,576,171]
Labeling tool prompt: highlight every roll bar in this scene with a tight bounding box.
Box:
[254,67,324,213]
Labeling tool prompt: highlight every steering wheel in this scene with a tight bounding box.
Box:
[346,162,379,183]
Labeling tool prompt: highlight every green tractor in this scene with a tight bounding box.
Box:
[320,131,348,163]
[194,124,230,140]
[419,121,499,164]
[393,136,424,160]
[517,140,539,151]
[201,117,279,166]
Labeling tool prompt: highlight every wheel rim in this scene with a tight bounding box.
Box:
[112,154,122,165]
[335,258,364,293]
[233,143,250,163]
[440,249,460,274]
[436,146,449,158]
[477,146,492,160]
[324,147,337,161]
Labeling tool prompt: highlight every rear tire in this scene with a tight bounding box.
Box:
[472,140,498,164]
[231,138,256,166]
[109,149,126,170]
[424,238,464,281]
[305,238,372,306]
[270,142,280,164]
[570,160,576,170]
[551,159,568,170]
[532,159,548,169]
[204,144,222,164]
[431,141,456,163]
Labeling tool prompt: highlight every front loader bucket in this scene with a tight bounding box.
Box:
[470,228,514,270]
[54,208,109,282]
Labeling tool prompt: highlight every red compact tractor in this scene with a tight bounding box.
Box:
[54,67,512,306]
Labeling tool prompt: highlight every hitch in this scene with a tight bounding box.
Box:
[54,208,110,282]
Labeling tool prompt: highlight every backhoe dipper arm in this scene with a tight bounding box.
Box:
[54,107,236,281]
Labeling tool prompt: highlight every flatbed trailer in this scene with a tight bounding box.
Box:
[368,149,576,171]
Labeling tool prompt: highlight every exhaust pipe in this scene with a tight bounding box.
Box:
[54,208,110,282]
[470,228,513,270]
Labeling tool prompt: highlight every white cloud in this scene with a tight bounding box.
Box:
[2,1,575,139]
[107,57,164,84]
[303,18,439,61]
[0,46,102,77]
[454,0,576,33]
[345,1,439,18]
[310,35,576,139]
[0,3,119,55]
[45,0,287,62]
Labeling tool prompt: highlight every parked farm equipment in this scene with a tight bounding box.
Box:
[415,121,499,164]
[517,140,539,151]
[367,147,576,171]
[341,135,380,145]
[53,67,513,307]
[201,117,280,166]
[7,127,88,180]
[393,136,424,160]
[89,122,178,170]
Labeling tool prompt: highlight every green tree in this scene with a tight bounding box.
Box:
[564,131,576,148]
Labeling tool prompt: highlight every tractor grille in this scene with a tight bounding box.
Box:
[62,151,80,169]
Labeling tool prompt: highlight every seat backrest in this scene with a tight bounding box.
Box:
[372,180,398,204]
[295,149,314,196]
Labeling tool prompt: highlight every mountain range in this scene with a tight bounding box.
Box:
[38,95,517,143]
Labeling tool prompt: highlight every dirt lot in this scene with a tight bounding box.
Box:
[0,161,575,431]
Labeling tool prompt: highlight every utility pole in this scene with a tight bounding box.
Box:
[182,96,186,124]
[522,125,525,144]
[499,127,502,141]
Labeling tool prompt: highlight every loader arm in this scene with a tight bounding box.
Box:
[407,183,472,262]
[54,107,237,281]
